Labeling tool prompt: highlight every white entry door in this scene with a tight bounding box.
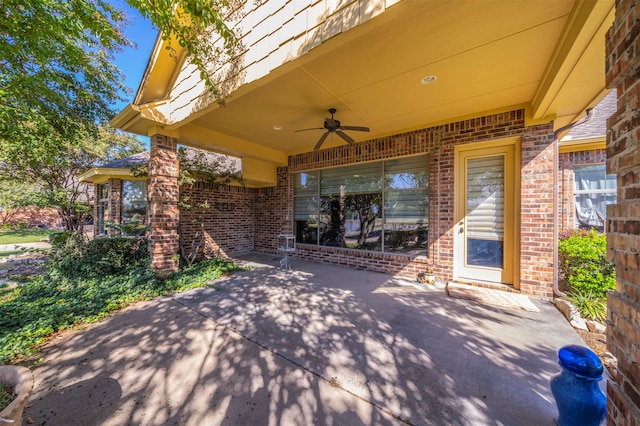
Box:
[455,141,518,286]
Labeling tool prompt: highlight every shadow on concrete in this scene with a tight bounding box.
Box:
[24,253,584,425]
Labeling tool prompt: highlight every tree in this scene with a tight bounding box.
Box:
[127,0,244,104]
[0,181,38,227]
[1,0,243,144]
[1,0,129,141]
[0,125,145,230]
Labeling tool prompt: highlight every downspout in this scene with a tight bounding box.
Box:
[552,108,594,297]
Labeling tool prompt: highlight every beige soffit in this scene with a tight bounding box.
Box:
[112,0,614,163]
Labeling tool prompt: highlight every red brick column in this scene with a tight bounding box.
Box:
[148,134,180,275]
[520,126,555,298]
[605,1,640,423]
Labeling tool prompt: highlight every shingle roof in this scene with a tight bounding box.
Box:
[99,151,149,169]
[565,90,616,140]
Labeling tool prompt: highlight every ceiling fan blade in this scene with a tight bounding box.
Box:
[295,127,325,132]
[340,126,370,132]
[336,130,355,145]
[314,132,330,150]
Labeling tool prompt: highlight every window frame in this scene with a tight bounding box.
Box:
[97,183,109,236]
[573,163,616,232]
[121,180,147,236]
[293,154,429,256]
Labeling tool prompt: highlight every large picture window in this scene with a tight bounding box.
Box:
[574,164,616,231]
[122,180,147,234]
[294,155,428,255]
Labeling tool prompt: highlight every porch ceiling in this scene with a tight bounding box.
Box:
[117,0,614,164]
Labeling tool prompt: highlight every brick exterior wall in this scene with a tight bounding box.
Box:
[558,149,608,233]
[605,0,640,423]
[253,110,556,296]
[1,207,59,229]
[520,129,555,298]
[179,182,255,258]
[148,135,180,275]
[142,112,563,297]
[254,167,292,253]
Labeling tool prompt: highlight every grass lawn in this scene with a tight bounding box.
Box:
[0,250,24,258]
[0,229,54,245]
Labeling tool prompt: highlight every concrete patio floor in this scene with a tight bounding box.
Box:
[23,252,596,425]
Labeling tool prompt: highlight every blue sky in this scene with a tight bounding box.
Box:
[110,1,157,111]
[109,1,157,145]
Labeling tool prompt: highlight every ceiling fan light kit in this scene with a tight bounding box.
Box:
[295,108,370,150]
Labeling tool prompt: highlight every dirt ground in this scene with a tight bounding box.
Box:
[575,328,607,357]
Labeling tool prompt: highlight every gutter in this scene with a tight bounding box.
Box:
[552,108,594,298]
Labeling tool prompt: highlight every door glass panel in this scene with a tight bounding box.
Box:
[466,155,504,268]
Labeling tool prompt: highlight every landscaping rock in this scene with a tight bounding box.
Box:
[587,320,606,334]
[554,298,588,331]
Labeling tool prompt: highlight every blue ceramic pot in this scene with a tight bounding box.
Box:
[550,345,606,426]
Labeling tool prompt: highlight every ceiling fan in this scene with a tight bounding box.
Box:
[295,108,370,150]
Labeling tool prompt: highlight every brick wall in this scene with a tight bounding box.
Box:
[258,110,556,296]
[179,182,255,258]
[520,127,555,299]
[1,207,59,229]
[604,0,640,423]
[148,135,180,275]
[558,149,607,233]
[255,167,292,253]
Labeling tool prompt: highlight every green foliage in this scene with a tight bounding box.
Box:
[48,232,148,279]
[1,0,129,140]
[558,229,616,299]
[0,235,244,364]
[131,146,243,266]
[0,181,39,227]
[0,125,145,231]
[105,214,148,237]
[0,382,16,411]
[127,0,244,104]
[1,0,243,144]
[567,289,607,323]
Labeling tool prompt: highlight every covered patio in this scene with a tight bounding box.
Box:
[24,254,591,425]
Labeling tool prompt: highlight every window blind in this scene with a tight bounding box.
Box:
[320,163,382,195]
[466,156,504,241]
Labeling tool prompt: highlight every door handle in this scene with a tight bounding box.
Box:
[459,221,464,233]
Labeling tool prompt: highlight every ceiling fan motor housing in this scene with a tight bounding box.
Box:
[295,108,370,150]
[325,119,339,131]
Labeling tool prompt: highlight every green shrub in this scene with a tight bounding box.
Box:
[48,232,148,279]
[0,230,246,363]
[0,256,243,364]
[558,229,616,299]
[15,222,28,230]
[48,230,74,248]
[567,289,607,323]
